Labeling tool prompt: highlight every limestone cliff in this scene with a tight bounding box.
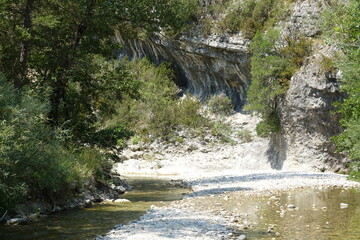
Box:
[116,33,250,107]
[269,0,347,172]
[116,0,346,172]
[273,44,346,172]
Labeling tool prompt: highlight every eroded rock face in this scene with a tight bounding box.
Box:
[281,0,324,37]
[274,45,347,171]
[116,33,251,107]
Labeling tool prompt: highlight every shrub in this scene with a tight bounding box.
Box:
[113,58,210,142]
[237,129,253,142]
[221,0,289,39]
[207,93,234,116]
[319,55,337,74]
[91,125,133,149]
[0,74,111,209]
[255,112,281,137]
[321,0,360,180]
[211,121,235,144]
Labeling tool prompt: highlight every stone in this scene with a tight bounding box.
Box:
[28,213,39,220]
[238,234,247,240]
[84,199,92,207]
[287,204,296,209]
[115,186,126,194]
[114,199,131,203]
[340,203,348,209]
[6,217,29,225]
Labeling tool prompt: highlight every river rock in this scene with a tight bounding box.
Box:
[6,217,29,225]
[340,203,348,209]
[28,213,40,220]
[238,234,247,240]
[114,199,131,203]
[114,186,126,194]
[287,204,296,209]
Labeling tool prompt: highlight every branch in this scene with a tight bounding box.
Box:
[0,210,8,222]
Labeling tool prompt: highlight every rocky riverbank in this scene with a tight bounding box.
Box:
[98,113,360,240]
[1,174,132,226]
[98,173,359,240]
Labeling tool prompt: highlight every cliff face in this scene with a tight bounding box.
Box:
[117,0,347,172]
[116,33,250,107]
[273,45,346,172]
[270,0,347,171]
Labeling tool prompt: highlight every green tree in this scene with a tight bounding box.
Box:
[246,28,311,137]
[245,29,284,136]
[324,0,360,179]
[0,0,200,209]
[0,0,199,144]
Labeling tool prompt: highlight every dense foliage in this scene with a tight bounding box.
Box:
[245,29,311,137]
[111,58,210,141]
[0,75,111,209]
[0,0,199,211]
[207,93,234,116]
[198,0,289,38]
[322,0,360,180]
[222,0,289,39]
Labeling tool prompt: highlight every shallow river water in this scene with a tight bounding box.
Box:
[0,178,187,240]
[187,186,360,240]
[1,179,360,240]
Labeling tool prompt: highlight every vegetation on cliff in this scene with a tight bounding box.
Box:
[245,29,311,137]
[109,58,210,141]
[321,0,360,180]
[198,0,290,38]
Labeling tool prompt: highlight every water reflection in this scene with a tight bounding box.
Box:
[0,178,187,240]
[230,187,360,240]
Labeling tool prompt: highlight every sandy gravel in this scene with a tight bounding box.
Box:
[98,113,360,240]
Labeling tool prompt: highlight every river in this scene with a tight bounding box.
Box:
[0,177,188,240]
[1,178,360,240]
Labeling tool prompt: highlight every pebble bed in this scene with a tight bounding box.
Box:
[98,113,360,240]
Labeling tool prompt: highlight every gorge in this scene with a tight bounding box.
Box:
[116,0,346,172]
[1,0,359,239]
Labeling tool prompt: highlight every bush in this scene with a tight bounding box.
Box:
[321,0,360,180]
[91,125,133,149]
[113,58,210,141]
[0,74,111,209]
[221,0,289,39]
[255,112,281,137]
[319,55,337,74]
[237,129,253,142]
[207,93,234,116]
[211,121,235,144]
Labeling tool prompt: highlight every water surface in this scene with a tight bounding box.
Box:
[0,177,187,240]
[202,187,360,240]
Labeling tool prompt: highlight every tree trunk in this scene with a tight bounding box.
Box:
[15,0,34,89]
[49,0,95,126]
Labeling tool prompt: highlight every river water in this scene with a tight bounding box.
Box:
[186,186,360,240]
[0,178,188,240]
[1,180,360,240]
